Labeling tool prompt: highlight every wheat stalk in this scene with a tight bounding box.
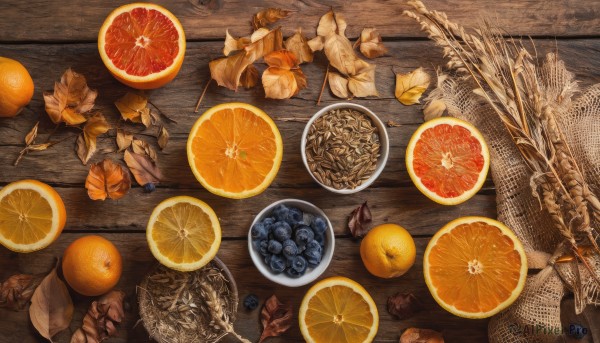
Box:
[404,0,600,289]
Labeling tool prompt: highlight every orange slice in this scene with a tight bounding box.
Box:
[299,276,379,343]
[98,3,186,89]
[187,103,283,199]
[406,117,490,205]
[0,180,66,252]
[146,196,221,271]
[424,216,527,318]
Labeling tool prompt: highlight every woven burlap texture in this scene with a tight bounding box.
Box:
[429,54,600,343]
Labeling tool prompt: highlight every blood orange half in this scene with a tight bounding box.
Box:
[98,3,186,89]
[406,117,489,205]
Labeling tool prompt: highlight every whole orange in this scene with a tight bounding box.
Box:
[360,223,416,278]
[62,235,123,296]
[0,57,34,117]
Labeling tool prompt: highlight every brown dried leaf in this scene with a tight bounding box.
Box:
[157,126,169,150]
[251,28,271,43]
[259,295,293,343]
[395,67,431,105]
[262,50,307,99]
[114,92,149,123]
[131,139,158,163]
[284,29,313,64]
[316,9,347,37]
[85,159,131,201]
[210,28,283,91]
[359,28,388,59]
[116,129,133,152]
[76,113,110,165]
[224,29,251,56]
[348,62,378,97]
[70,290,126,343]
[1,273,45,311]
[25,122,39,146]
[348,201,372,237]
[400,328,444,343]
[307,36,324,52]
[328,71,349,99]
[26,143,53,151]
[124,150,162,187]
[240,65,259,89]
[423,99,447,121]
[252,8,290,30]
[323,34,358,76]
[387,292,422,320]
[387,120,402,127]
[43,68,97,125]
[29,263,74,341]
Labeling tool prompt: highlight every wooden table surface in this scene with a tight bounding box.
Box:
[1,1,599,342]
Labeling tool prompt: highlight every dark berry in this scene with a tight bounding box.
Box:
[311,216,328,235]
[264,253,273,265]
[302,213,315,226]
[568,324,587,339]
[286,267,302,278]
[143,183,156,193]
[291,255,308,274]
[258,240,269,256]
[269,254,286,273]
[314,233,325,247]
[268,240,283,254]
[272,204,289,222]
[285,207,303,226]
[251,222,268,241]
[294,225,314,250]
[306,240,321,251]
[272,221,292,242]
[243,294,259,311]
[282,239,298,258]
[304,247,322,267]
[261,217,276,231]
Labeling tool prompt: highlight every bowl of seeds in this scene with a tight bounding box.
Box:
[301,103,389,194]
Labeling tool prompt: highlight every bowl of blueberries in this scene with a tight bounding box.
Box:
[248,199,335,287]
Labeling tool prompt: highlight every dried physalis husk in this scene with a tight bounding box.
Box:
[359,28,388,59]
[223,29,251,56]
[114,92,150,125]
[262,50,307,99]
[400,328,444,343]
[85,159,131,201]
[395,67,431,105]
[75,112,110,165]
[284,29,313,64]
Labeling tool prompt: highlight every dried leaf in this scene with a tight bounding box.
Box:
[359,28,388,59]
[76,113,110,165]
[26,143,53,151]
[251,28,271,43]
[387,293,422,320]
[114,92,149,123]
[264,50,299,69]
[284,29,313,64]
[85,159,131,201]
[259,295,293,343]
[400,328,444,343]
[224,29,251,56]
[210,28,283,91]
[307,36,324,52]
[124,150,162,187]
[387,120,402,127]
[157,126,169,150]
[423,99,447,121]
[43,68,97,125]
[316,9,347,37]
[29,263,74,341]
[252,8,290,29]
[1,273,45,311]
[240,65,259,89]
[131,139,158,163]
[323,34,358,76]
[395,67,431,105]
[70,290,125,343]
[348,201,372,237]
[348,62,378,97]
[116,129,133,152]
[25,122,39,146]
[328,72,349,98]
[262,50,307,99]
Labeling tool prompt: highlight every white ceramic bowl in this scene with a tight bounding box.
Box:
[247,199,335,287]
[301,102,390,194]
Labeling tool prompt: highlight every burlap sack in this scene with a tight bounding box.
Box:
[428,54,600,343]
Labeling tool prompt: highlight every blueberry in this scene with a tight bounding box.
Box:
[269,254,286,273]
[286,267,304,278]
[291,255,308,273]
[311,216,328,235]
[282,239,298,258]
[302,213,315,226]
[243,294,259,311]
[285,207,303,226]
[261,217,276,231]
[294,225,314,250]
[251,222,268,241]
[314,233,325,247]
[258,240,269,256]
[268,240,283,254]
[272,204,289,222]
[272,221,292,242]
[304,247,322,267]
[306,240,321,251]
[264,253,273,265]
[143,183,156,193]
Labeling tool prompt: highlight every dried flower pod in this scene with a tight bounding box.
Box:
[387,292,422,320]
[400,327,444,343]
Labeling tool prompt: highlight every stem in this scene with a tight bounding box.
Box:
[226,330,252,343]
[195,79,212,113]
[317,64,330,105]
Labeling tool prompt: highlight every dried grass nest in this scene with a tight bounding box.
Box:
[138,258,239,343]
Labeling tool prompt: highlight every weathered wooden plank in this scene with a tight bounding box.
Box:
[0,234,489,343]
[0,0,599,42]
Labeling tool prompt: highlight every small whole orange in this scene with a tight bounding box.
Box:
[360,223,416,278]
[62,235,123,296]
[0,57,34,117]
